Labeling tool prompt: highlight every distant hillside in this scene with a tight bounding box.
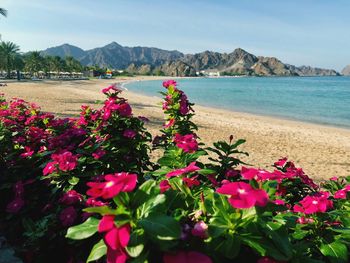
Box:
[341,65,350,76]
[41,43,340,77]
[41,43,86,59]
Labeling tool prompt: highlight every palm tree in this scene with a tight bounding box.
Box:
[0,8,7,17]
[65,56,83,73]
[0,41,20,78]
[24,51,44,77]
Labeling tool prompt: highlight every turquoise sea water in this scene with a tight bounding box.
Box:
[125,77,350,128]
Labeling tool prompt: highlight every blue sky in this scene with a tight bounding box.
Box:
[1,0,349,70]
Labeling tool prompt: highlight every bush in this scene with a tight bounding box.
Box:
[1,82,350,263]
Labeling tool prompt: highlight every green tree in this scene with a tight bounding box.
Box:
[64,56,82,73]
[24,51,44,77]
[0,41,20,78]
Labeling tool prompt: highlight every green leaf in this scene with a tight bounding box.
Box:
[197,169,216,176]
[83,206,118,215]
[139,214,181,240]
[68,176,79,186]
[137,194,166,218]
[66,217,99,240]
[320,241,348,263]
[126,230,145,258]
[87,239,107,262]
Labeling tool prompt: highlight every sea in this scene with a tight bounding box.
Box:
[125,76,350,129]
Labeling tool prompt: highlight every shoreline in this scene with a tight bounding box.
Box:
[1,77,349,180]
[124,77,350,131]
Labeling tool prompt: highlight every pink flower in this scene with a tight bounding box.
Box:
[329,176,338,181]
[85,198,107,207]
[296,216,315,224]
[51,151,78,172]
[216,182,269,209]
[6,198,25,213]
[59,206,77,227]
[173,133,198,153]
[92,148,106,160]
[87,173,137,199]
[116,103,132,117]
[123,129,137,139]
[20,146,34,158]
[274,157,288,168]
[166,162,200,178]
[102,84,121,94]
[43,161,58,175]
[98,215,130,263]
[14,181,24,197]
[257,257,281,263]
[164,118,175,129]
[182,176,200,188]
[163,80,177,88]
[207,174,219,187]
[225,169,239,178]
[274,199,285,205]
[59,190,83,205]
[179,93,190,115]
[191,221,208,239]
[333,185,350,199]
[241,167,259,180]
[163,251,212,263]
[159,180,171,193]
[293,192,333,214]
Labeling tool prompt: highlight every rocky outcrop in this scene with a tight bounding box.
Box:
[41,43,340,77]
[154,61,196,77]
[341,65,350,75]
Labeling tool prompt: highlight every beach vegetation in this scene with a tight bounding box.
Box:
[1,81,350,262]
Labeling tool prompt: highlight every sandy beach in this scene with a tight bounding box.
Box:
[1,77,349,180]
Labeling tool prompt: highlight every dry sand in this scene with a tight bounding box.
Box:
[1,77,349,180]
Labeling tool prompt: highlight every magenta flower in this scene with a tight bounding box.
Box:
[59,206,77,227]
[257,257,281,263]
[329,176,338,181]
[159,180,171,193]
[92,148,106,160]
[43,161,58,175]
[162,80,177,88]
[87,173,137,199]
[182,176,200,188]
[6,198,25,213]
[98,215,130,263]
[123,129,137,139]
[102,84,121,94]
[225,169,239,178]
[51,151,78,172]
[191,221,208,239]
[164,118,175,129]
[179,93,190,115]
[296,216,315,224]
[14,181,24,197]
[85,198,107,207]
[333,185,350,199]
[274,157,288,168]
[59,190,83,205]
[166,162,200,178]
[163,251,212,263]
[116,103,132,117]
[173,133,198,153]
[216,182,269,209]
[293,191,333,214]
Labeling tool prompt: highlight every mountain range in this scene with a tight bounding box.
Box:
[41,42,341,77]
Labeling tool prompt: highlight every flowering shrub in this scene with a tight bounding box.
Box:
[1,82,350,263]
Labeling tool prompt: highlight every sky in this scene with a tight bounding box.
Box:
[0,0,349,71]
